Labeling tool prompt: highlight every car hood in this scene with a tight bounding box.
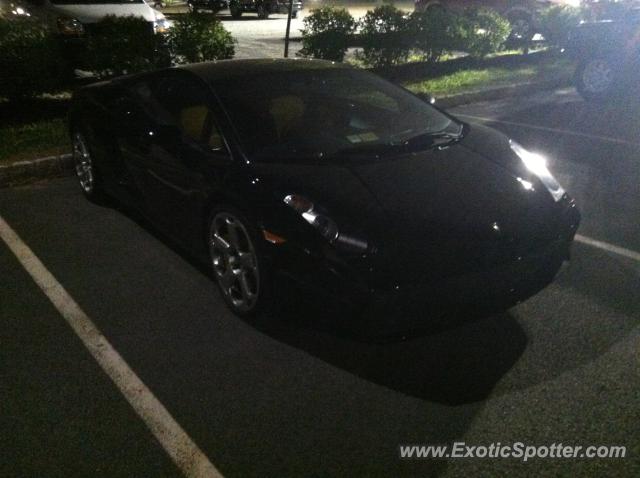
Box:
[255,124,562,280]
[49,3,161,23]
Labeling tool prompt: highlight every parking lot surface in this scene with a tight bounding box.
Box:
[1,89,639,477]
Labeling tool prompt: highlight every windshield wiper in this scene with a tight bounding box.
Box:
[333,128,464,158]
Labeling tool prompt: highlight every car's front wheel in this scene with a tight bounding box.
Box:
[208,207,267,316]
[575,57,618,101]
[72,131,105,202]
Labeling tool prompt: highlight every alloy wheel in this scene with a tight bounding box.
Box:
[209,212,260,313]
[73,132,94,194]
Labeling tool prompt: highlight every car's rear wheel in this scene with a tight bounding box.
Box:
[576,57,617,101]
[72,131,105,201]
[208,208,267,316]
[257,4,269,19]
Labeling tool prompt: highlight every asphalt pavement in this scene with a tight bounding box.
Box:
[1,88,639,477]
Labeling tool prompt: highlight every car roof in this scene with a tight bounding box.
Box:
[178,58,351,83]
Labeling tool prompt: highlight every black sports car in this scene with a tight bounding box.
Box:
[69,59,580,331]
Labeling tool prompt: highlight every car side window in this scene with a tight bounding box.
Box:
[133,74,227,153]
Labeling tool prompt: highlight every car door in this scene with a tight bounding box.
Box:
[125,70,233,245]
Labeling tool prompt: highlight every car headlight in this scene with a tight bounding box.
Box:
[284,194,369,252]
[11,6,31,16]
[510,140,566,202]
[284,194,339,242]
[154,17,170,33]
[57,17,84,35]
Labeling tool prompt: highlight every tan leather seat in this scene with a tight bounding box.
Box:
[270,95,305,141]
[179,105,209,142]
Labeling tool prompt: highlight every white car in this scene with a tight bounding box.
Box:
[7,0,170,34]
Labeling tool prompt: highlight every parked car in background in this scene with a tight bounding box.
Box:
[414,0,581,41]
[568,8,640,100]
[68,59,580,329]
[6,0,170,68]
[229,0,302,19]
[13,0,169,35]
[0,0,26,16]
[187,0,228,13]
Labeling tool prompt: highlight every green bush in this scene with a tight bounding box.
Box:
[538,5,582,48]
[459,8,511,59]
[83,15,170,78]
[409,8,466,63]
[300,7,357,62]
[358,5,411,68]
[166,12,235,64]
[0,17,68,99]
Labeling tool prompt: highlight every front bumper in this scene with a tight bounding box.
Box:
[271,199,580,335]
[361,235,572,333]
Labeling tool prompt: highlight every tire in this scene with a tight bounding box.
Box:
[230,3,242,18]
[257,4,269,19]
[71,130,107,203]
[207,206,270,317]
[575,57,618,101]
[415,1,443,14]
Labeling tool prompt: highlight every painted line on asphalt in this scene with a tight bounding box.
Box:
[575,234,640,263]
[456,114,640,148]
[0,214,223,478]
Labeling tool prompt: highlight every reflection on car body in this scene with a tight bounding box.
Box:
[69,59,580,333]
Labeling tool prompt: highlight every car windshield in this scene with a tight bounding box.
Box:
[213,68,462,161]
[50,0,143,4]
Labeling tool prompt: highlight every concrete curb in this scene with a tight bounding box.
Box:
[0,153,73,188]
[430,77,569,109]
[0,77,570,188]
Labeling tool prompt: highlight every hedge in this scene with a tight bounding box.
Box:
[300,6,514,65]
[358,5,412,68]
[300,7,357,62]
[0,16,69,100]
[166,12,235,64]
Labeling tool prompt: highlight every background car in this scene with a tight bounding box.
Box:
[15,0,169,33]
[68,59,580,334]
[186,0,228,13]
[8,0,170,67]
[229,0,302,19]
[568,8,640,100]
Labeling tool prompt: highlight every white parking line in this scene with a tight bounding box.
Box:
[0,215,223,478]
[456,114,640,148]
[575,234,640,263]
